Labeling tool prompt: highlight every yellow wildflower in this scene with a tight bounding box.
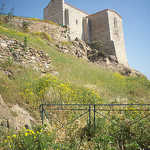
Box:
[25,133,28,136]
[13,134,16,138]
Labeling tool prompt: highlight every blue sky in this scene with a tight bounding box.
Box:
[0,0,150,79]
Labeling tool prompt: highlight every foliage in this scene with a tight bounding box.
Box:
[4,7,14,23]
[22,21,30,32]
[32,31,52,41]
[18,74,103,106]
[0,57,14,68]
[0,17,150,150]
[94,135,115,150]
[90,40,103,50]
[61,40,73,46]
[2,125,55,150]
[22,36,28,52]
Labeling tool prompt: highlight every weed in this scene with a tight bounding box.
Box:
[32,31,52,41]
[22,21,30,32]
[4,7,14,23]
[22,36,28,52]
[61,40,73,46]
[2,125,55,150]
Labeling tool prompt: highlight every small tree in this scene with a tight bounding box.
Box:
[4,7,14,22]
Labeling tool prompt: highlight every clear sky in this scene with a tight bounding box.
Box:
[0,0,150,79]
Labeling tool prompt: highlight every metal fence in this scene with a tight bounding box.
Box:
[39,103,150,131]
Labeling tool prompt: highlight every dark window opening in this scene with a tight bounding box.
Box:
[52,0,54,4]
[76,20,78,25]
[114,17,117,28]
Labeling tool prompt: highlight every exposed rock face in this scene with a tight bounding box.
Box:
[11,104,37,130]
[53,37,144,76]
[0,95,36,130]
[0,95,16,129]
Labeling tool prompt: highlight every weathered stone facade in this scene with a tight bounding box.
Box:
[44,0,128,67]
[87,10,128,67]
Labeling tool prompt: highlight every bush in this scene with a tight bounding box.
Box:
[22,21,30,32]
[3,125,55,150]
[89,41,103,50]
[32,31,51,41]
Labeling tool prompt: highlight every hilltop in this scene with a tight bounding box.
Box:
[0,16,150,149]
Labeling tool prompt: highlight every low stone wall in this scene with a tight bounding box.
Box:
[0,36,51,74]
[2,16,70,42]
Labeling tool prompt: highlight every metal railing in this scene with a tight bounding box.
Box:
[39,103,150,131]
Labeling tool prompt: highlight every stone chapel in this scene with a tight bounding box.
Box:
[44,0,128,67]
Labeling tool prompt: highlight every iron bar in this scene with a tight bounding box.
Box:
[89,105,91,126]
[94,105,96,130]
[95,111,122,127]
[39,104,150,131]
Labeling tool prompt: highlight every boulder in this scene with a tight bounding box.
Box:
[0,95,37,130]
[0,42,7,48]
[11,104,37,130]
[0,95,17,129]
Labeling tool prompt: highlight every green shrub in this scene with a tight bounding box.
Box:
[32,31,51,41]
[22,21,30,32]
[3,125,55,150]
[61,41,73,46]
[22,36,28,52]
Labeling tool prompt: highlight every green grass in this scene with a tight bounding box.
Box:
[0,20,150,102]
[0,17,150,149]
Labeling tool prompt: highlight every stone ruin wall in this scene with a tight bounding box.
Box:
[6,17,69,42]
[87,10,116,56]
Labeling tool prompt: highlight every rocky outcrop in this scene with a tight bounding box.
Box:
[11,104,37,130]
[0,95,36,130]
[0,95,16,129]
[0,14,144,77]
[52,37,144,76]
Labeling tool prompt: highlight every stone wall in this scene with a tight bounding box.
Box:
[88,10,110,43]
[0,37,52,74]
[87,10,116,56]
[8,17,69,42]
[107,10,129,67]
[44,0,64,25]
[64,2,88,40]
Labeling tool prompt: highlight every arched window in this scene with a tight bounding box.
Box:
[114,17,117,28]
[52,0,54,4]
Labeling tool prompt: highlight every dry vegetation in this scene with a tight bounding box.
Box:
[0,16,150,149]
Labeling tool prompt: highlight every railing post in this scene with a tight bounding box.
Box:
[42,104,44,125]
[89,105,91,126]
[94,105,96,130]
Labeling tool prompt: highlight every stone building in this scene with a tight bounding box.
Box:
[44,0,129,67]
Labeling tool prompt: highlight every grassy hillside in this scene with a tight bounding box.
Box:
[0,17,150,150]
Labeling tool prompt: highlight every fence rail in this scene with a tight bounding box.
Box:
[39,103,150,131]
